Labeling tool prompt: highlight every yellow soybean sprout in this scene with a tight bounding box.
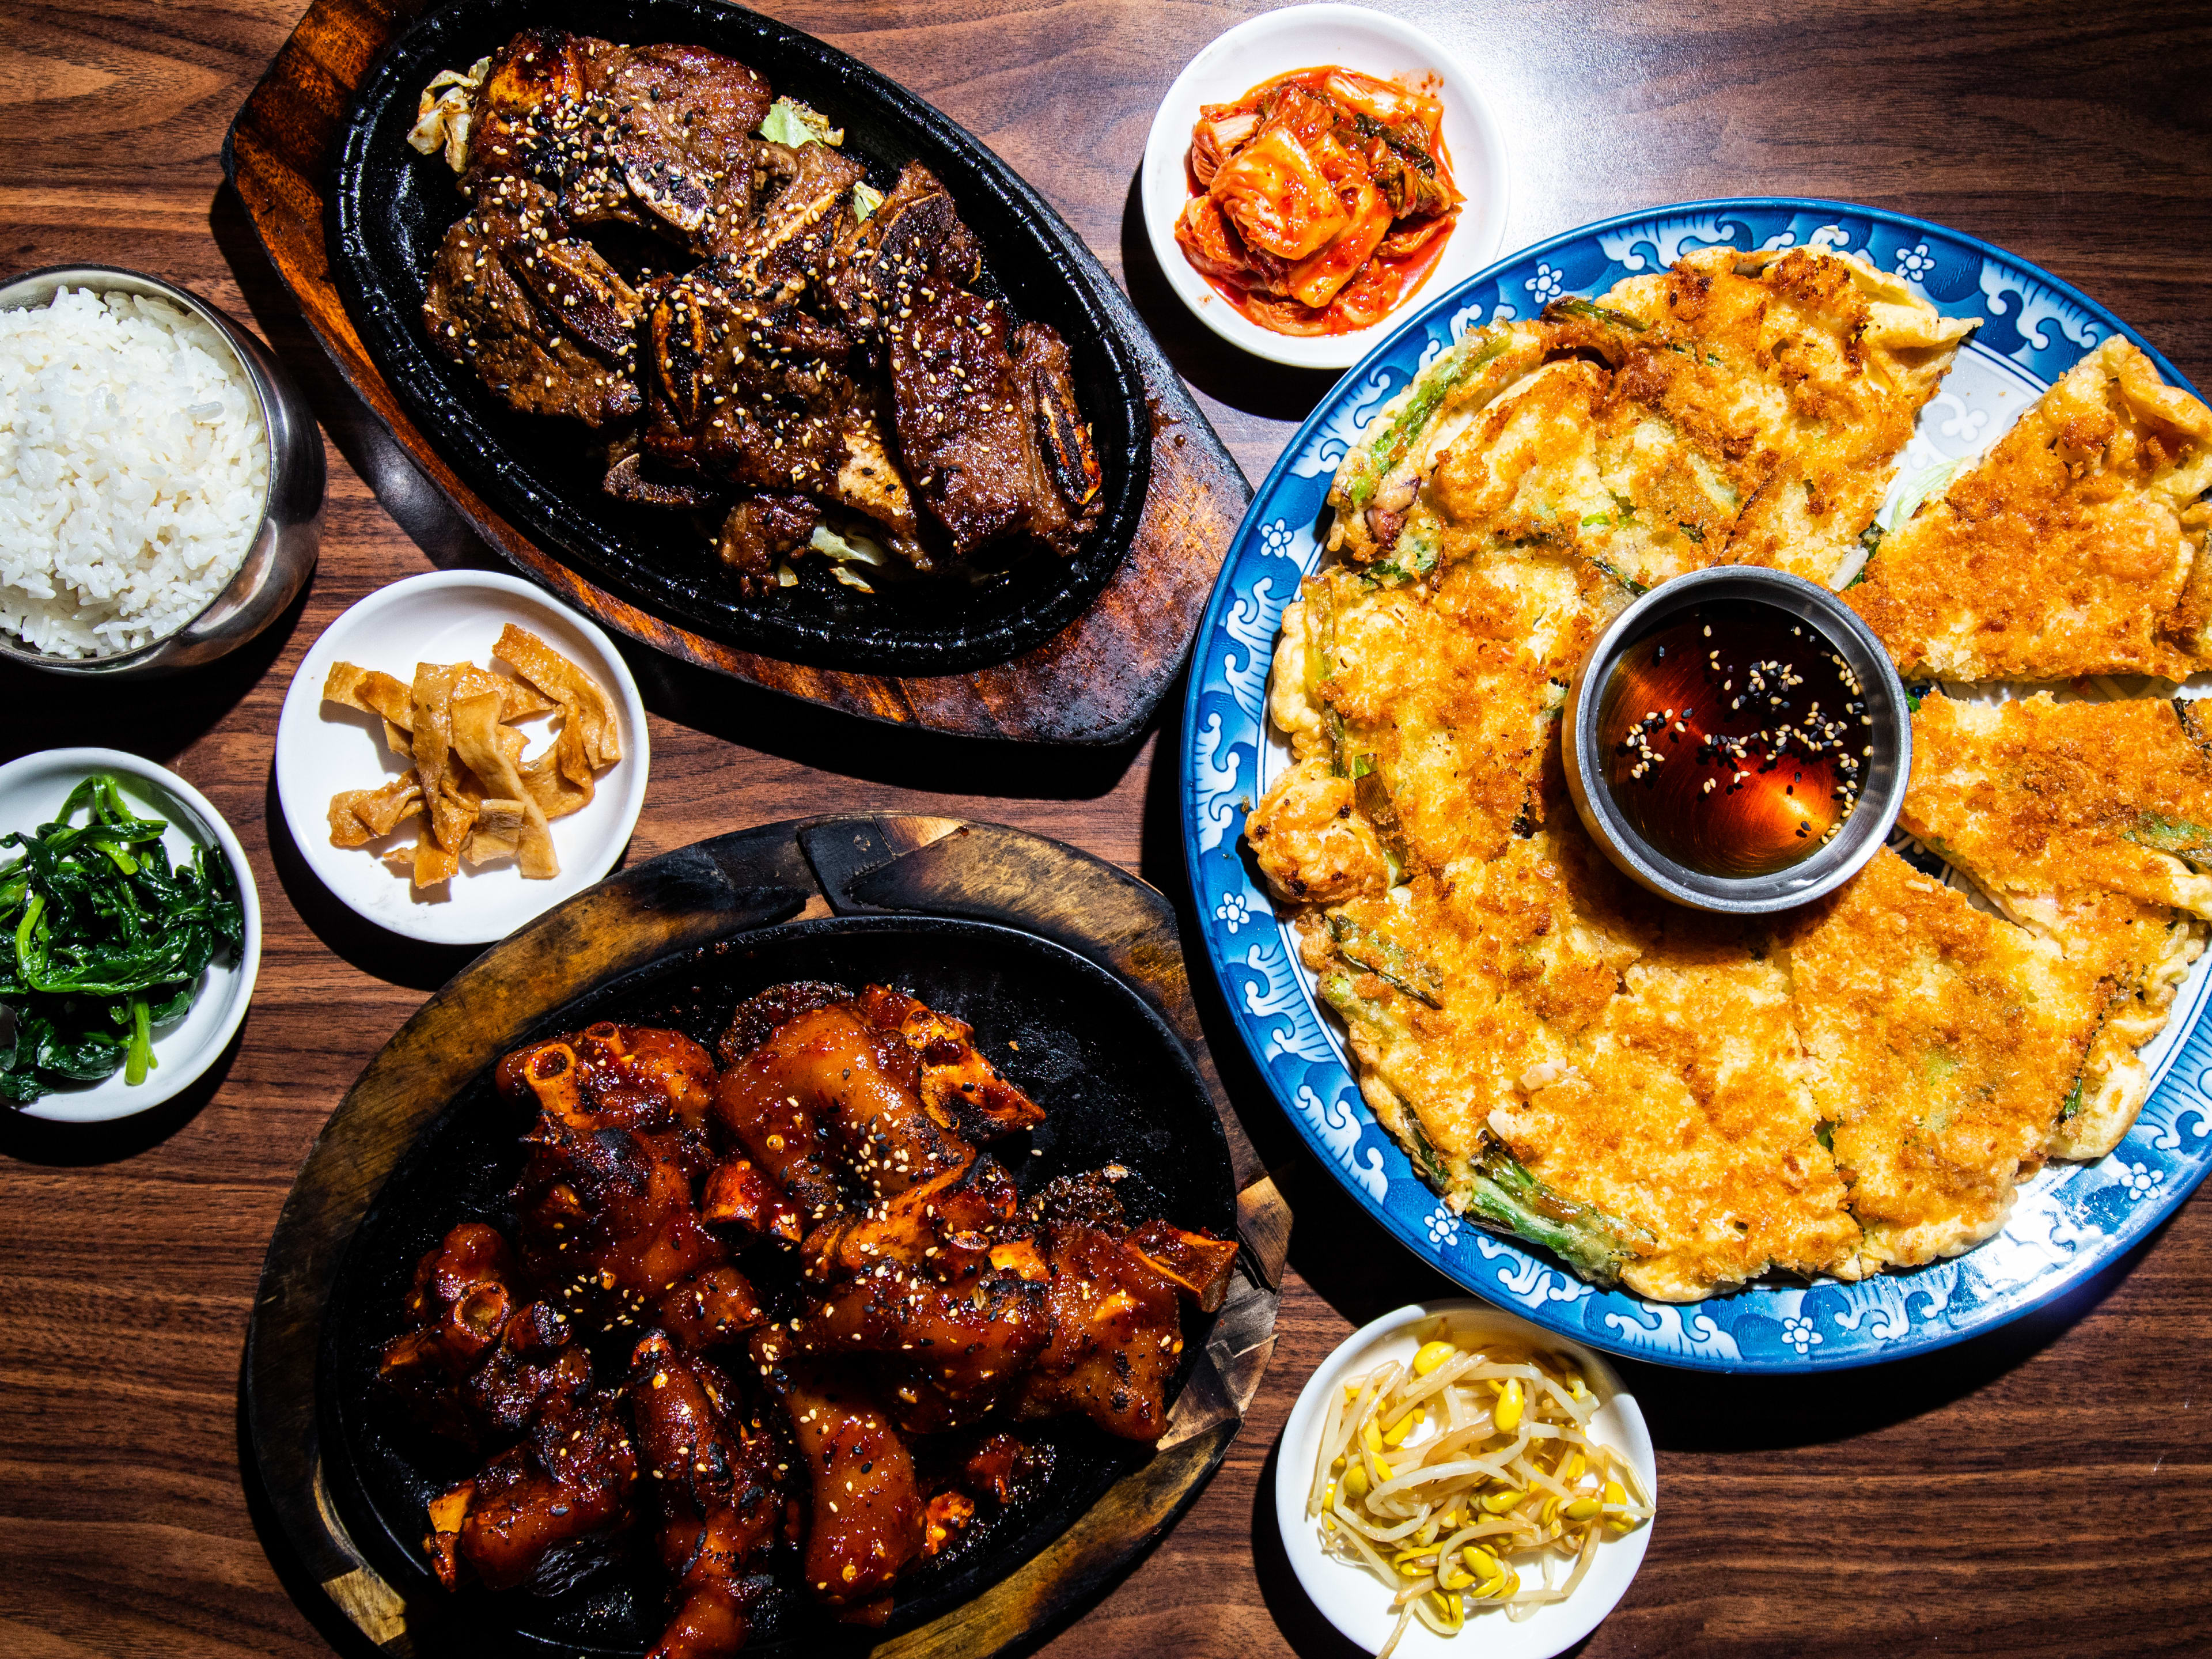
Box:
[1306,1324,1654,1657]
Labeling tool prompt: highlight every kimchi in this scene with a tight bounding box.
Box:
[1176,67,1461,338]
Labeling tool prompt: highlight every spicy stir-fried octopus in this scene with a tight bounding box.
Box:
[414,29,1103,592]
[380,990,1236,1656]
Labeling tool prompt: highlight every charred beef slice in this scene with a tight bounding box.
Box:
[828,161,1102,560]
[459,31,768,257]
[639,261,920,557]
[715,493,824,591]
[422,175,644,426]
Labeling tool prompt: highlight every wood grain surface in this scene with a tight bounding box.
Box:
[3,2,2211,1656]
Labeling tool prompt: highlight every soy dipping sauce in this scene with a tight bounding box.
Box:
[1595,599,1872,878]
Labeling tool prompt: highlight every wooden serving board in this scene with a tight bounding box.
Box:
[221,0,1250,746]
[244,813,1290,1657]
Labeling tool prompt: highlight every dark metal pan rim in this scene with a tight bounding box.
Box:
[331,0,1153,678]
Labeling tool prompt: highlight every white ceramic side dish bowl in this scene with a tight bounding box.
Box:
[274,570,650,946]
[0,747,263,1123]
[1274,1298,1656,1658]
[1141,2,1510,370]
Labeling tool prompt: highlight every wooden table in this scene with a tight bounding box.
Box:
[5,2,2211,1654]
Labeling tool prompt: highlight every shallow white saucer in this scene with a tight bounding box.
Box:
[274,570,649,946]
[1274,1298,1656,1658]
[1139,3,1510,371]
[0,747,263,1122]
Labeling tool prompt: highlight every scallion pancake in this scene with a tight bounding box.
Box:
[1245,242,2203,1298]
[1896,691,2212,1158]
[1783,849,2103,1268]
[1902,691,2212,927]
[2041,887,2207,1161]
[1323,247,1972,594]
[1500,907,1864,1302]
[1576,247,1977,588]
[1848,338,2212,680]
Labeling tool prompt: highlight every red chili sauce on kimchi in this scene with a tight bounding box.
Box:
[1175,67,1461,338]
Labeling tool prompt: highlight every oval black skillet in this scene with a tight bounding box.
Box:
[246,817,1289,1658]
[325,916,1227,1654]
[333,0,1151,679]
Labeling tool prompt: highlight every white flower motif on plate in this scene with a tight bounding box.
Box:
[1781,1315,1823,1355]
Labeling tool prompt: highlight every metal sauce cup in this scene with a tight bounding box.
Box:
[1562,566,1910,914]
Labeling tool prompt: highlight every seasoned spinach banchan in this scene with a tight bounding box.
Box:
[0,776,244,1105]
[1248,243,2212,1301]
[406,29,1103,595]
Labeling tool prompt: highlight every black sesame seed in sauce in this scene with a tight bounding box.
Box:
[1597,600,1866,878]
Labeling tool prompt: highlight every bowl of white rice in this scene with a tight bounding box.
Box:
[0,266,324,675]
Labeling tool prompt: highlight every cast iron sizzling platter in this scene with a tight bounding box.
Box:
[316,915,1236,1655]
[332,0,1152,678]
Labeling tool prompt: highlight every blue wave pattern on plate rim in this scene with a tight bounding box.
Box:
[1177,198,2212,1373]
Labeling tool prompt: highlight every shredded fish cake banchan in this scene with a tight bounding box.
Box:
[1309,1327,1652,1657]
[1248,242,2212,1301]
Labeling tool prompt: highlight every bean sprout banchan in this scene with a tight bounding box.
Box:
[1307,1323,1652,1656]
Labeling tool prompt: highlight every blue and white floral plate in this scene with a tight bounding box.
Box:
[1177,198,2212,1373]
